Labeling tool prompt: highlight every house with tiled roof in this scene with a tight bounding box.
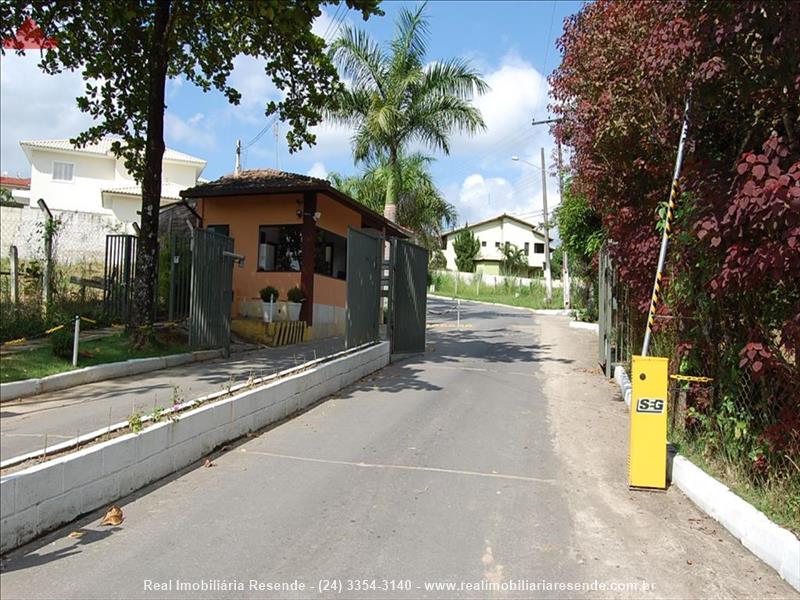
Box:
[181,168,407,336]
[441,213,553,277]
[19,137,206,227]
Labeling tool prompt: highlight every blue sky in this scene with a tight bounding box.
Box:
[0,0,582,226]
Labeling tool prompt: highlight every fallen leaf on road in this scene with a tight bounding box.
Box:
[100,505,124,526]
[68,530,85,539]
[204,458,215,468]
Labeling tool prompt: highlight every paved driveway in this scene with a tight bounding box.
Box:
[0,298,793,599]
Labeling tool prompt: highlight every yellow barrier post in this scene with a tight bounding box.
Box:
[629,355,669,490]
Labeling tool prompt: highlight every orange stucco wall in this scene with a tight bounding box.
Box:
[198,192,359,313]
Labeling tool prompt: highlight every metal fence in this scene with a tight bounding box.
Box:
[103,234,138,323]
[345,227,383,348]
[598,246,635,377]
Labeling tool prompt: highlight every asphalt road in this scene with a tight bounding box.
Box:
[0,338,344,460]
[0,297,794,599]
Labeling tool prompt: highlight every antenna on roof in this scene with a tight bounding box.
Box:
[235,139,241,175]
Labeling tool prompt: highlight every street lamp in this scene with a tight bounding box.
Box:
[511,154,553,303]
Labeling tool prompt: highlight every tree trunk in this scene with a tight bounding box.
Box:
[131,0,171,338]
[383,147,400,223]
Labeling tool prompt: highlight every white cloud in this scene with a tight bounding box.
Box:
[451,52,552,165]
[164,111,215,149]
[0,54,93,177]
[306,161,328,179]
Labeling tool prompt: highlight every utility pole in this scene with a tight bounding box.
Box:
[235,139,241,175]
[540,147,553,304]
[557,141,570,308]
[532,117,570,308]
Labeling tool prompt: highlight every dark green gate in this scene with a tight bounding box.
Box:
[189,228,236,356]
[389,238,429,354]
[345,227,383,348]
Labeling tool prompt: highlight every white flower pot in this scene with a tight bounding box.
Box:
[261,301,276,323]
[287,301,302,321]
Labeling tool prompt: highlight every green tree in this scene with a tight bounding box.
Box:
[499,243,527,277]
[1,0,382,336]
[452,228,480,273]
[328,2,487,222]
[554,179,604,279]
[329,152,455,251]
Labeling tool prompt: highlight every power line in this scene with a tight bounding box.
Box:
[541,1,557,77]
[321,4,342,42]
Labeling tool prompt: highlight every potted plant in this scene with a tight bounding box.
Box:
[259,286,279,322]
[285,286,306,321]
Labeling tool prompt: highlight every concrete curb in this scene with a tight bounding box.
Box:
[612,366,800,592]
[0,345,259,403]
[568,321,599,333]
[0,341,390,553]
[427,294,572,315]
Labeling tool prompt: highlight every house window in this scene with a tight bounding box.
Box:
[481,240,486,247]
[534,243,545,254]
[315,228,347,280]
[257,225,302,272]
[207,224,229,237]
[52,161,74,182]
[524,242,530,255]
[495,241,501,248]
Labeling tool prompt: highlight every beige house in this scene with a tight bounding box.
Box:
[441,213,552,277]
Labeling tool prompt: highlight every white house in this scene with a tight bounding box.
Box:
[20,137,206,225]
[441,213,552,277]
[0,137,206,264]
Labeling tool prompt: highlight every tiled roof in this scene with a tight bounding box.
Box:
[0,176,30,189]
[20,137,206,166]
[181,168,329,197]
[101,181,185,202]
[181,168,409,238]
[442,212,553,241]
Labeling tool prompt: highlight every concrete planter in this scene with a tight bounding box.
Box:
[0,341,390,553]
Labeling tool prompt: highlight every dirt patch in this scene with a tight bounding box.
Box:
[535,316,796,598]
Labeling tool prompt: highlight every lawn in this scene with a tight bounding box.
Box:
[0,331,189,384]
[430,271,572,310]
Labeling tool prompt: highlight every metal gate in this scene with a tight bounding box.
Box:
[189,228,235,356]
[598,246,634,377]
[103,234,138,323]
[166,231,192,322]
[389,238,429,354]
[345,227,383,348]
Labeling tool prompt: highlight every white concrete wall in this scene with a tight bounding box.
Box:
[0,342,390,553]
[443,217,549,271]
[0,203,128,264]
[432,269,564,289]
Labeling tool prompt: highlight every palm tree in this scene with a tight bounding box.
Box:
[329,152,456,251]
[328,3,487,222]
[500,243,528,277]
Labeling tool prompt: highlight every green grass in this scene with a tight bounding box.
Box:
[430,272,569,310]
[0,331,189,383]
[670,429,800,536]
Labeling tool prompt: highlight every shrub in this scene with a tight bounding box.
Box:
[50,326,75,360]
[286,286,306,303]
[259,286,279,302]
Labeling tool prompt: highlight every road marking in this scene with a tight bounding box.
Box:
[240,449,555,484]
